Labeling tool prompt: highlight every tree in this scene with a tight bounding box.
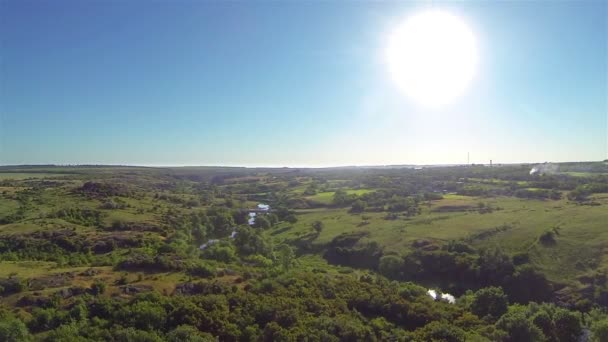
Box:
[506,265,552,303]
[121,300,167,331]
[332,190,349,207]
[471,287,509,319]
[477,248,515,287]
[553,308,582,342]
[253,215,272,229]
[378,255,403,279]
[112,327,164,342]
[284,213,298,224]
[413,321,466,342]
[46,323,89,342]
[531,310,555,341]
[275,244,296,271]
[312,221,324,234]
[234,226,272,257]
[495,310,544,342]
[68,300,89,322]
[350,200,366,213]
[591,319,608,342]
[567,187,589,202]
[202,243,236,262]
[90,280,106,296]
[0,316,31,342]
[303,183,317,196]
[167,325,215,342]
[29,307,62,332]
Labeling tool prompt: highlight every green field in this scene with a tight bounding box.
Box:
[0,172,73,180]
[305,189,373,204]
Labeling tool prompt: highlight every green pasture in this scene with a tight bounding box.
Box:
[272,194,608,285]
[0,172,72,180]
[305,189,374,205]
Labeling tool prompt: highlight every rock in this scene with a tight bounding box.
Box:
[412,239,432,248]
[120,284,153,294]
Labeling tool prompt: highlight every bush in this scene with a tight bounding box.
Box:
[0,316,31,341]
[186,262,215,278]
[538,230,556,245]
[312,221,324,234]
[118,301,167,331]
[202,244,236,263]
[0,277,25,295]
[512,253,529,265]
[350,200,366,213]
[90,281,106,295]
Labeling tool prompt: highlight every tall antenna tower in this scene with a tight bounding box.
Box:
[467,152,470,166]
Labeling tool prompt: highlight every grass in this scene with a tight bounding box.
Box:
[270,194,608,285]
[305,189,374,205]
[0,172,72,180]
[561,171,608,177]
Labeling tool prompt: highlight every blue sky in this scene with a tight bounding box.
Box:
[1,0,606,166]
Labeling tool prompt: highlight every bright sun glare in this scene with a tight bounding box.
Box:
[386,10,478,107]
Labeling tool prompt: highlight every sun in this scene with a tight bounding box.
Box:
[386,10,478,107]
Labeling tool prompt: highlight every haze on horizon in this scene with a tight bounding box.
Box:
[0,1,606,167]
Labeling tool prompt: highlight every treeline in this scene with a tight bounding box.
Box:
[323,233,560,305]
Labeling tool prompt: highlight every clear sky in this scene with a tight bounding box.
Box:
[1,0,606,167]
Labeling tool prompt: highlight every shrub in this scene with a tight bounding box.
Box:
[538,230,556,245]
[90,281,106,295]
[186,262,215,278]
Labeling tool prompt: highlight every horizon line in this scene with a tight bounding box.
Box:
[1,160,605,170]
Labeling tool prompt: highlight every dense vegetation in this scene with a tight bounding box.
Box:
[0,162,608,341]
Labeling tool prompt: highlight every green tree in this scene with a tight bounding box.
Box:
[253,215,272,229]
[496,310,544,342]
[166,325,215,342]
[378,255,403,279]
[90,280,106,295]
[332,190,349,206]
[0,316,31,342]
[275,244,296,271]
[471,287,509,319]
[202,243,236,262]
[350,200,366,213]
[121,301,167,331]
[531,310,555,341]
[29,308,62,332]
[113,327,164,342]
[413,321,467,342]
[234,226,272,257]
[46,323,89,342]
[68,300,89,322]
[553,308,582,342]
[591,319,608,342]
[312,220,324,234]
